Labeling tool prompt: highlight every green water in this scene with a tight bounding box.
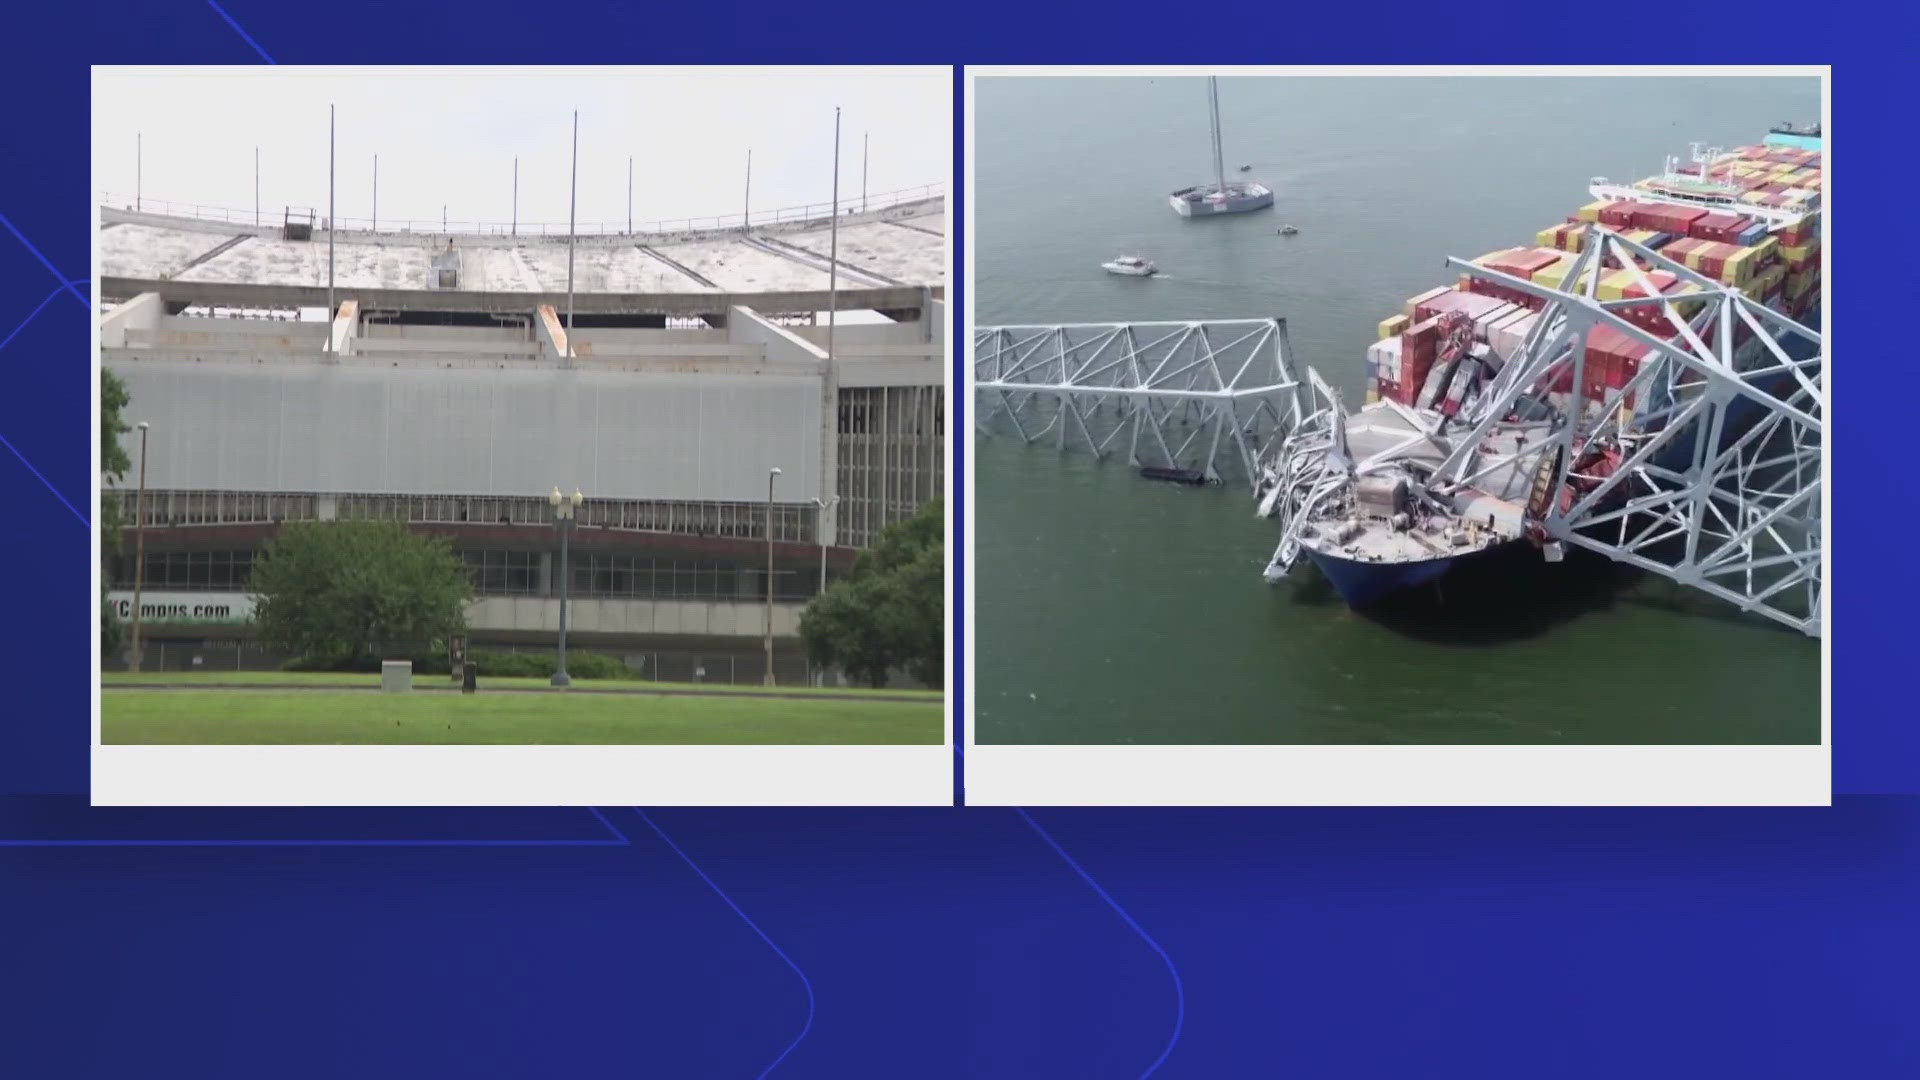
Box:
[973,75,1820,745]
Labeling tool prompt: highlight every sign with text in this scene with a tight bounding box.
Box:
[106,591,257,623]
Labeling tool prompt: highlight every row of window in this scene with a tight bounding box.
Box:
[109,549,822,603]
[837,386,945,548]
[110,550,257,591]
[109,490,819,544]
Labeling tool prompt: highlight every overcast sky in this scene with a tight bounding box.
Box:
[94,67,950,229]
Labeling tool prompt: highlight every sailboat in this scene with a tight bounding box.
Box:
[1168,76,1274,218]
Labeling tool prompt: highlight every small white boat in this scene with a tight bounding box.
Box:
[1102,255,1157,277]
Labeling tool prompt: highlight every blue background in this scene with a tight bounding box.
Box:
[3,5,1907,1076]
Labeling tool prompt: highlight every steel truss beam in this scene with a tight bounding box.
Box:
[974,319,1307,490]
[1441,226,1823,636]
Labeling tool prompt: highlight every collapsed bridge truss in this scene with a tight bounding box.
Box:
[976,226,1823,636]
[973,318,1307,491]
[1432,227,1824,636]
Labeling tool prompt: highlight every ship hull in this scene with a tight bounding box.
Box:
[1302,547,1460,608]
[1169,186,1275,217]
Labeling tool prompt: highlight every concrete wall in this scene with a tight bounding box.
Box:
[105,359,825,503]
[100,292,164,349]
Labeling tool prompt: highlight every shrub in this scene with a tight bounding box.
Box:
[286,647,638,680]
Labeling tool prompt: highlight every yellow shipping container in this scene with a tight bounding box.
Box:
[1722,249,1755,284]
[1535,225,1565,249]
[1781,243,1817,267]
[1533,261,1571,292]
[1575,200,1607,223]
[1378,313,1410,340]
[1745,236,1779,265]
[1595,269,1639,301]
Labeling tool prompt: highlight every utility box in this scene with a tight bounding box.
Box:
[381,660,412,693]
[461,662,477,694]
[283,207,315,241]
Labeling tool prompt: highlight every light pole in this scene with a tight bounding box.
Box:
[765,467,782,686]
[128,422,150,672]
[549,486,583,687]
[810,495,838,686]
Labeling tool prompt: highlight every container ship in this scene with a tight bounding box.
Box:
[1257,127,1823,608]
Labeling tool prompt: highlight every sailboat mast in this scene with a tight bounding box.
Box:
[1210,76,1226,194]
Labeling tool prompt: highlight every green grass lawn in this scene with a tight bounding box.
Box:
[102,688,943,745]
[101,670,941,700]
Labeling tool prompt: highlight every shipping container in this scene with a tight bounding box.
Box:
[1401,286,1451,320]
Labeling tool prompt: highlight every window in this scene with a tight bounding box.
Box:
[114,549,257,591]
[462,550,541,596]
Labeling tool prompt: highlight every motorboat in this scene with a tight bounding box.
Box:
[1102,255,1157,276]
[1278,224,1299,236]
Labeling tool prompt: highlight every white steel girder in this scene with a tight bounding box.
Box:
[1437,226,1823,636]
[974,318,1308,490]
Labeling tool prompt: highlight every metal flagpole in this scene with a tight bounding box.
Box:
[136,132,142,211]
[327,106,335,350]
[823,109,842,553]
[512,156,518,236]
[743,148,752,229]
[566,110,577,359]
[828,110,841,385]
[863,131,869,213]
[254,146,259,226]
[627,155,632,234]
[372,154,378,231]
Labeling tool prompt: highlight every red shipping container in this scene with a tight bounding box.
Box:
[1399,318,1440,401]
[1662,237,1703,264]
[1621,269,1679,299]
[1414,289,1510,327]
[1487,248,1561,275]
[1598,201,1640,228]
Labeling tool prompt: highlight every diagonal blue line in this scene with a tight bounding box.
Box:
[1015,807,1186,1079]
[0,429,88,528]
[0,276,92,527]
[633,809,815,1078]
[206,1,277,63]
[586,806,630,843]
[0,213,89,308]
[0,282,73,355]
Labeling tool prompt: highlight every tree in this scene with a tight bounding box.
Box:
[799,500,944,689]
[100,370,132,656]
[249,519,472,668]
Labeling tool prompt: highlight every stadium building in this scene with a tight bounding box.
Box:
[99,188,946,684]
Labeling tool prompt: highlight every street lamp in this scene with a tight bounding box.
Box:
[809,495,839,687]
[549,486,583,688]
[128,421,150,672]
[765,467,782,686]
